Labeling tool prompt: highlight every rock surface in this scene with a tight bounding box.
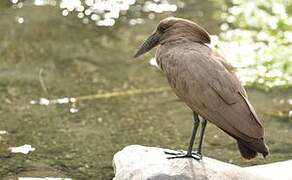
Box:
[113,145,292,180]
[245,160,292,180]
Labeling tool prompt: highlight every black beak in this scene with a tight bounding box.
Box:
[134,31,161,58]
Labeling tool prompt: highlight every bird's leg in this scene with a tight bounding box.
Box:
[192,117,207,159]
[165,112,200,160]
[186,112,200,156]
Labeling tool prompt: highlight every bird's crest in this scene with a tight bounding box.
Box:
[158,17,211,44]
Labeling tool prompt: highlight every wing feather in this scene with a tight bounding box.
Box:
[158,43,264,141]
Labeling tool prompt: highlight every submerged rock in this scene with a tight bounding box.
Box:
[112,145,291,180]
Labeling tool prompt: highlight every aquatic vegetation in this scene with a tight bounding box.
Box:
[216,0,292,88]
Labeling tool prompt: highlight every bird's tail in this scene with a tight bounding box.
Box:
[237,138,269,159]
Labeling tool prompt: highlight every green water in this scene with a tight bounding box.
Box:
[0,0,291,179]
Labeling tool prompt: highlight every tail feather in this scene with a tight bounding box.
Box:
[237,140,257,159]
[237,139,269,159]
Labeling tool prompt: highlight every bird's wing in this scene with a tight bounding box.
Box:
[160,44,264,141]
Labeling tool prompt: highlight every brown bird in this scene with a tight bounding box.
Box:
[134,17,269,160]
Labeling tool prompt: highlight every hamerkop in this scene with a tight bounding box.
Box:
[134,17,269,160]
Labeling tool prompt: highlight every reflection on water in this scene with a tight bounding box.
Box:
[15,16,24,23]
[34,0,57,6]
[60,0,178,26]
[0,130,8,135]
[0,0,291,179]
[11,0,179,26]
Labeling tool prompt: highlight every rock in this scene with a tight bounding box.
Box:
[245,160,292,180]
[112,145,291,180]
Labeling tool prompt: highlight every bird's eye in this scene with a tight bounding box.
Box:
[158,26,167,32]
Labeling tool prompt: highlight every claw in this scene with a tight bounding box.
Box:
[164,150,184,156]
[164,151,202,160]
[192,151,202,159]
[167,153,201,160]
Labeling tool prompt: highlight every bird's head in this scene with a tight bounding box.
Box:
[134,17,211,58]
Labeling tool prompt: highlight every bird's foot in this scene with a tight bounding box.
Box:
[192,151,202,160]
[164,150,202,160]
[164,149,184,156]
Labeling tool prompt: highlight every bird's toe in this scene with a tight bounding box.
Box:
[165,152,201,160]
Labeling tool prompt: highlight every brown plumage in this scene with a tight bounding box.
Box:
[134,17,269,159]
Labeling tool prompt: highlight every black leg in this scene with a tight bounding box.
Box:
[195,117,207,158]
[186,112,200,156]
[164,112,201,160]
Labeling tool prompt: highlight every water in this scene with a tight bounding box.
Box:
[0,0,291,179]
